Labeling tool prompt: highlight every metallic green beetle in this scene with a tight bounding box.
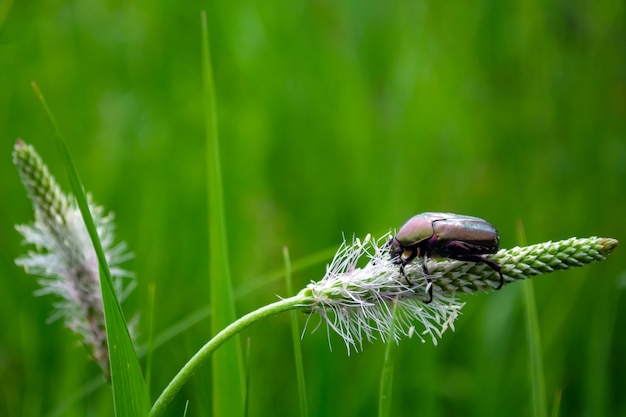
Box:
[387,212,504,303]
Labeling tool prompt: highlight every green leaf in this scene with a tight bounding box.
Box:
[201,11,245,417]
[32,82,150,416]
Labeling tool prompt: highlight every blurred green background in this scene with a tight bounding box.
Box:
[1,0,625,416]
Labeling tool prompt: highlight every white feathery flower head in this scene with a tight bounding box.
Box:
[13,140,135,378]
[302,233,464,353]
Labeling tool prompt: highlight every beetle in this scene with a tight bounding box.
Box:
[387,212,504,303]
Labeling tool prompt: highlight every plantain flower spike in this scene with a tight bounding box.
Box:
[13,140,136,379]
[300,232,618,353]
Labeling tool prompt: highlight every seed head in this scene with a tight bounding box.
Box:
[13,140,136,378]
[300,233,618,353]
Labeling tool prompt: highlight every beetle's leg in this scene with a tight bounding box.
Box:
[477,256,504,290]
[421,262,433,304]
[398,262,432,303]
[452,254,504,290]
[492,264,504,290]
[399,263,415,288]
[398,263,410,284]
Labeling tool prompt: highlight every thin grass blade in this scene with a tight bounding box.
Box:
[378,300,398,417]
[31,82,149,416]
[284,246,309,417]
[518,221,547,417]
[201,11,244,417]
[550,390,562,417]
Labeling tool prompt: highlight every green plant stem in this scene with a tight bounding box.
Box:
[149,295,309,417]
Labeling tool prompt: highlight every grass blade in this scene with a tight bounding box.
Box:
[284,246,308,417]
[518,221,547,417]
[201,10,244,416]
[144,282,157,398]
[244,337,251,417]
[378,299,398,417]
[550,390,562,417]
[31,82,149,416]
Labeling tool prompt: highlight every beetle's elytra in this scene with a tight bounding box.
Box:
[387,212,504,303]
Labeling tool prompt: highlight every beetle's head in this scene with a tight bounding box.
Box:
[386,236,404,264]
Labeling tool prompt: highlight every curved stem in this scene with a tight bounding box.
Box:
[149,294,309,417]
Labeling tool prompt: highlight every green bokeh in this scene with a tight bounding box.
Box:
[1,1,624,416]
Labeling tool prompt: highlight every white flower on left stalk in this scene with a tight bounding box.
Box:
[13,140,136,378]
